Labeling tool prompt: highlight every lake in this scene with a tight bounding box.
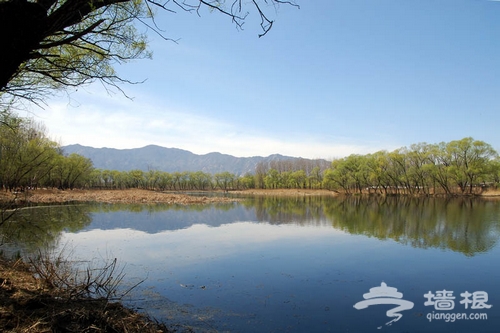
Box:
[2,195,500,332]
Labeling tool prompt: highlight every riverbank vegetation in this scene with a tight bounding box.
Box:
[0,256,172,332]
[1,112,499,196]
[85,138,500,196]
[321,138,499,195]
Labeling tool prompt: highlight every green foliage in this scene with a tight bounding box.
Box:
[322,138,498,195]
[0,0,298,106]
[213,172,234,190]
[239,173,255,190]
[0,205,92,252]
[0,112,94,191]
[51,154,94,189]
[257,159,331,190]
[1,0,151,106]
[1,116,494,197]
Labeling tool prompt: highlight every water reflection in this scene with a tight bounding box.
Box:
[250,196,500,256]
[2,196,500,257]
[323,196,500,256]
[1,196,499,332]
[0,204,92,256]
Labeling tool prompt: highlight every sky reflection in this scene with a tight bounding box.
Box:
[61,221,348,269]
[7,197,496,332]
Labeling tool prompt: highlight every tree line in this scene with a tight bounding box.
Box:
[88,158,332,191]
[2,113,499,195]
[322,138,499,195]
[0,112,253,191]
[88,169,255,191]
[248,138,500,195]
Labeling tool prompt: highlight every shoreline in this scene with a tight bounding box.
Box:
[1,187,499,205]
[1,188,240,205]
[231,188,337,196]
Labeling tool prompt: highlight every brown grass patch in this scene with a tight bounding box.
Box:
[479,189,500,198]
[0,257,172,332]
[1,188,239,205]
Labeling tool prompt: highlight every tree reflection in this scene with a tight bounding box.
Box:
[0,202,240,256]
[2,197,499,257]
[0,204,92,256]
[249,195,500,256]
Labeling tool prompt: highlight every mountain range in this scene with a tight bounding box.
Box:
[62,144,318,175]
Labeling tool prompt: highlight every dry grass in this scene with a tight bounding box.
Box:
[28,249,140,301]
[3,188,499,206]
[0,256,172,333]
[1,188,239,205]
[480,188,500,197]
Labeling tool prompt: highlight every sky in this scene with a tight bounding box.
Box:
[26,0,500,159]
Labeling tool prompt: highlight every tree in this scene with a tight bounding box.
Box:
[51,153,94,189]
[0,0,298,105]
[254,161,268,189]
[407,143,432,194]
[446,137,498,194]
[387,148,410,194]
[146,169,162,190]
[426,142,453,195]
[322,168,338,192]
[128,169,145,188]
[364,151,391,195]
[0,113,59,190]
[490,157,500,187]
[319,138,499,196]
[289,170,306,189]
[264,168,280,189]
[307,166,322,189]
[214,171,236,191]
[239,172,255,190]
[325,159,351,194]
[189,171,212,190]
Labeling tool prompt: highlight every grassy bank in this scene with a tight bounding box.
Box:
[0,188,240,205]
[2,188,499,206]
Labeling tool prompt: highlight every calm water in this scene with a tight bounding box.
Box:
[2,196,500,332]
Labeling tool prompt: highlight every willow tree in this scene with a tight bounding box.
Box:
[0,0,298,105]
[445,137,498,194]
[0,113,60,190]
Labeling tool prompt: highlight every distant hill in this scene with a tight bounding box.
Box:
[62,144,322,175]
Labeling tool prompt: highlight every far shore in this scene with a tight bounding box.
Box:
[0,188,238,205]
[0,187,499,205]
[231,188,337,196]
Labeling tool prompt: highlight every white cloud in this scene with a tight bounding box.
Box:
[27,88,387,159]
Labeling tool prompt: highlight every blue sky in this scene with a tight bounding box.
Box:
[30,0,500,159]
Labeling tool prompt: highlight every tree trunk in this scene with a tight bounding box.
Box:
[0,1,47,89]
